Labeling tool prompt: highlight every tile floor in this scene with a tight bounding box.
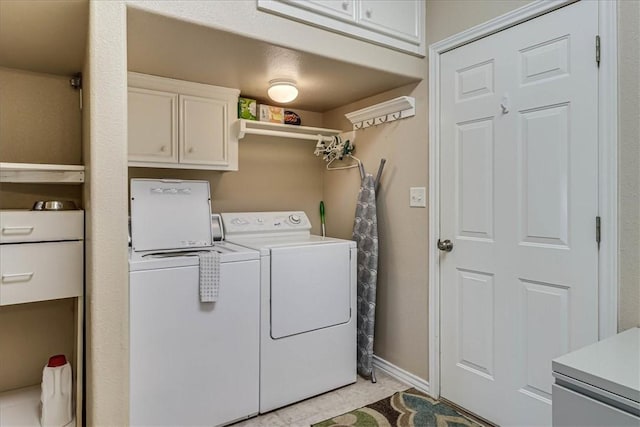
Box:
[230,370,409,427]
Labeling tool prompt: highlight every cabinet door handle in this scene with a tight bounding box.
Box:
[365,9,372,18]
[160,146,167,152]
[187,147,194,153]
[342,1,349,10]
[2,226,34,235]
[2,272,34,282]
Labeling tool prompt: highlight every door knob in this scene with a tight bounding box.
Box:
[437,239,453,252]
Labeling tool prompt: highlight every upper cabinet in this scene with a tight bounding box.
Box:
[296,0,357,21]
[257,0,425,56]
[128,72,240,171]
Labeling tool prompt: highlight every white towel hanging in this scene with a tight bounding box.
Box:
[198,251,220,303]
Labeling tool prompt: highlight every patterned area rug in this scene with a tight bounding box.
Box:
[312,388,482,427]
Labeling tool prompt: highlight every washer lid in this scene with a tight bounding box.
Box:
[130,179,213,252]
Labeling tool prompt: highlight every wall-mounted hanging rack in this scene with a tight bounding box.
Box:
[237,119,341,143]
[345,96,415,131]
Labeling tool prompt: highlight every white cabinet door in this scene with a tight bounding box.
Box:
[128,87,178,163]
[179,95,228,166]
[286,0,355,22]
[358,0,421,44]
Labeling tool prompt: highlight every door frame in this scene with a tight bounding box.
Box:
[427,0,618,399]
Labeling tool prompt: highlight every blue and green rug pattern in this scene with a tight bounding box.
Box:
[312,388,482,427]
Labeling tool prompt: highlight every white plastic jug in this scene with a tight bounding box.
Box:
[41,354,73,427]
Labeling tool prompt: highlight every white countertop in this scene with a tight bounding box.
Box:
[553,327,640,403]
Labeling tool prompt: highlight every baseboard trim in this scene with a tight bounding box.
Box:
[372,355,430,395]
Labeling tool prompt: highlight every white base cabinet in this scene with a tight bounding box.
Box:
[128,72,240,171]
[0,210,84,427]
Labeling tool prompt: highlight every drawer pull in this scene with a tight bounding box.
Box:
[2,272,34,282]
[2,226,34,235]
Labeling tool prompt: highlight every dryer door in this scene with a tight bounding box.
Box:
[270,243,351,339]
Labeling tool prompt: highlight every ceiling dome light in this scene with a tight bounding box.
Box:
[267,79,298,104]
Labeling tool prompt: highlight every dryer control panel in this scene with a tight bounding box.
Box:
[221,211,311,236]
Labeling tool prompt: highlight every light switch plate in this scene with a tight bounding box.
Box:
[410,187,426,207]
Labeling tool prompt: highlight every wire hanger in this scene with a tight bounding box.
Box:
[327,153,363,175]
[317,134,365,179]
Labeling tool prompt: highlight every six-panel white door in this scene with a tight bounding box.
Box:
[439,2,599,425]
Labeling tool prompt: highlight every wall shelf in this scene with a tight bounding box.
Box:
[0,163,85,184]
[0,385,76,427]
[237,119,342,143]
[345,96,415,130]
[0,385,40,426]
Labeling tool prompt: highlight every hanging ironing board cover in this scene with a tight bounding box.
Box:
[352,173,378,379]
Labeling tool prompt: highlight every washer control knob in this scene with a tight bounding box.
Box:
[256,217,264,224]
[289,214,301,225]
[231,218,249,226]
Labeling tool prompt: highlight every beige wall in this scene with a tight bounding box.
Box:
[426,0,531,44]
[618,0,640,330]
[323,82,428,378]
[83,1,129,425]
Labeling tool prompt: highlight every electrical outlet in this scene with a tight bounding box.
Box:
[410,187,426,207]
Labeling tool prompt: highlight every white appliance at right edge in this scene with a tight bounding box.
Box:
[222,211,357,413]
[552,327,640,426]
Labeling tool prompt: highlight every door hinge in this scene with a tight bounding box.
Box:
[596,35,601,67]
[596,216,601,248]
[69,74,82,90]
[70,73,83,110]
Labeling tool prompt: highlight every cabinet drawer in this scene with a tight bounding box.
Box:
[0,241,83,305]
[1,210,84,243]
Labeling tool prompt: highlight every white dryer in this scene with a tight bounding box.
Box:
[222,211,357,413]
[129,179,260,427]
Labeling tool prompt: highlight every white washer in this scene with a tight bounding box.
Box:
[552,327,640,426]
[129,179,260,427]
[222,211,357,413]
